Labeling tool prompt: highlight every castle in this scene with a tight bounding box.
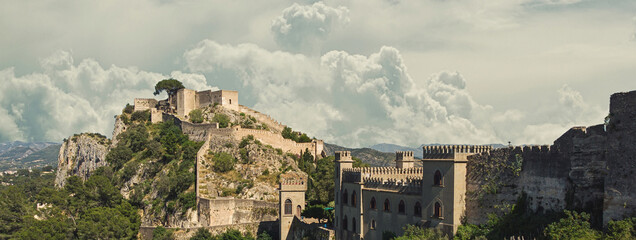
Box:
[332,90,636,239]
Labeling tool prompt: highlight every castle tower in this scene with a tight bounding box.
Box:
[334,151,354,239]
[395,151,415,168]
[279,172,307,240]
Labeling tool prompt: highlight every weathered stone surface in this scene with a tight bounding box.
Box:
[54,134,109,188]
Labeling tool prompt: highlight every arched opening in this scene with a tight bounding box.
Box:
[383,199,390,212]
[343,215,348,230]
[434,202,443,218]
[398,200,405,214]
[229,99,232,104]
[434,170,443,186]
[370,219,376,230]
[343,190,348,205]
[284,199,292,215]
[351,191,357,207]
[296,205,302,218]
[414,202,422,217]
[352,217,356,233]
[370,197,376,209]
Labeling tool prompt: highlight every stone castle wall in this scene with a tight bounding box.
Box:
[239,105,287,133]
[134,98,158,112]
[197,197,278,227]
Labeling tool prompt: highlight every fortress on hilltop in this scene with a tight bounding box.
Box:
[330,90,636,240]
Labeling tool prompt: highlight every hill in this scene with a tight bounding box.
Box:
[0,141,60,171]
[323,143,396,167]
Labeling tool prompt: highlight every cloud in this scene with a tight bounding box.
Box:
[0,51,211,142]
[271,1,349,54]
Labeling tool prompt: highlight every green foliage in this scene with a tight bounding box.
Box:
[256,232,272,240]
[190,228,214,240]
[158,120,188,158]
[153,226,175,240]
[213,113,230,128]
[306,156,334,205]
[297,133,311,143]
[154,78,185,96]
[382,231,397,240]
[282,127,296,141]
[606,217,636,240]
[544,210,600,240]
[123,103,134,114]
[212,152,236,173]
[118,124,149,153]
[189,109,204,123]
[131,109,151,122]
[393,225,449,240]
[302,205,328,223]
[106,145,133,171]
[352,156,369,168]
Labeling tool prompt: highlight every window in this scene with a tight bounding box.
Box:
[370,220,376,230]
[434,202,443,218]
[398,200,405,214]
[351,191,357,207]
[343,215,348,230]
[434,170,443,186]
[383,199,390,212]
[352,217,356,233]
[343,190,348,205]
[229,99,232,104]
[414,202,422,217]
[370,197,376,209]
[296,205,302,218]
[284,199,292,215]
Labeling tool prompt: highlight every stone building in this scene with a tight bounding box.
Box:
[334,147,492,239]
[280,172,307,240]
[134,88,239,122]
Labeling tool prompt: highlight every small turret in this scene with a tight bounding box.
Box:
[395,151,415,168]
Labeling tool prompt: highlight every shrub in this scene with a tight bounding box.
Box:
[212,113,230,128]
[190,228,213,240]
[123,104,134,114]
[297,133,311,143]
[212,152,235,173]
[131,109,150,122]
[544,210,600,240]
[152,226,174,240]
[118,124,149,153]
[188,109,204,123]
[106,145,133,171]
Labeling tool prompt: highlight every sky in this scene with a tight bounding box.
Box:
[1,0,635,148]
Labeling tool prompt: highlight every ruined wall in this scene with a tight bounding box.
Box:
[134,98,158,111]
[197,197,278,227]
[177,89,196,117]
[604,91,636,224]
[289,217,334,240]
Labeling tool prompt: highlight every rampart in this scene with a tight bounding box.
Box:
[288,217,334,240]
[197,197,279,227]
[134,98,158,111]
[239,105,287,133]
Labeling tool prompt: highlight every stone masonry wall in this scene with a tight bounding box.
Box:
[239,105,287,133]
[197,197,278,227]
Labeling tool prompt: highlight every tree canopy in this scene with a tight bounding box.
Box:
[154,79,185,96]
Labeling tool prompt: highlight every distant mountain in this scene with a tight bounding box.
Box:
[368,143,509,159]
[323,143,397,167]
[0,141,61,171]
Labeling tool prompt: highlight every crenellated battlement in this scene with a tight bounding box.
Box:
[335,151,352,161]
[422,145,492,160]
[280,173,307,191]
[341,167,424,184]
[362,176,423,194]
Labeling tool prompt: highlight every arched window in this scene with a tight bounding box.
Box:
[351,191,357,207]
[352,217,356,233]
[296,205,302,218]
[414,202,422,217]
[370,197,376,209]
[370,219,376,230]
[343,215,348,230]
[284,199,292,215]
[434,202,443,218]
[383,199,390,212]
[398,200,405,214]
[434,170,443,186]
[229,99,232,104]
[343,190,348,205]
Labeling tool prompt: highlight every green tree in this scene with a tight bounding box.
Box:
[393,225,449,240]
[213,113,230,128]
[606,217,636,240]
[154,79,185,96]
[123,103,134,114]
[256,232,272,240]
[14,214,73,240]
[544,210,600,240]
[212,152,236,173]
[131,109,151,122]
[118,124,149,153]
[189,109,204,123]
[297,133,311,143]
[152,226,175,240]
[190,228,214,240]
[307,157,334,206]
[106,145,133,171]
[302,205,327,223]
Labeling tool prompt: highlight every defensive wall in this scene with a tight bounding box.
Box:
[139,221,278,240]
[239,105,287,133]
[287,217,334,240]
[197,197,279,227]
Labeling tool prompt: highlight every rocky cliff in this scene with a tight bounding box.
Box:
[54,133,110,188]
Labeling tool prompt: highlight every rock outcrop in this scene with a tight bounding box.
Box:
[54,134,110,188]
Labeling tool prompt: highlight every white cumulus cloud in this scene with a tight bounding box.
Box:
[271,1,349,54]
